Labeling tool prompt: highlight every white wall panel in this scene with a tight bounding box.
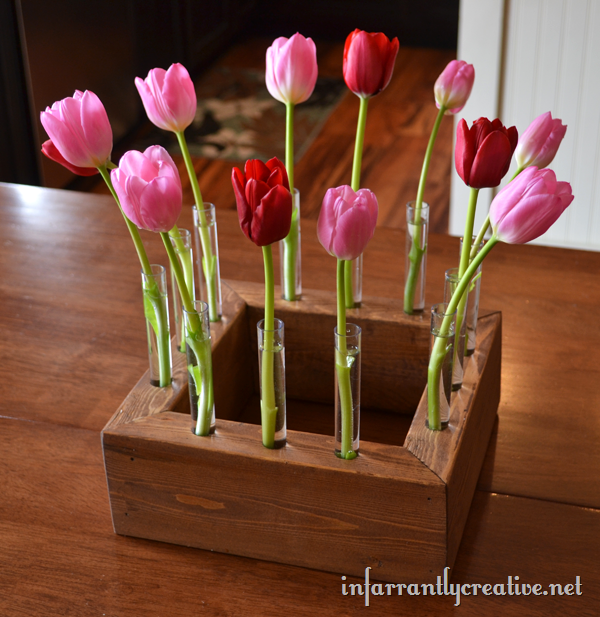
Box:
[453,0,600,250]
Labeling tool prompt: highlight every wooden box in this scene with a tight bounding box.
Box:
[102,280,501,583]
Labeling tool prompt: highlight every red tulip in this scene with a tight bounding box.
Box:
[231,158,292,246]
[343,29,399,98]
[41,139,99,176]
[455,117,518,189]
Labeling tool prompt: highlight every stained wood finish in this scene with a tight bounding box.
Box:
[102,278,500,581]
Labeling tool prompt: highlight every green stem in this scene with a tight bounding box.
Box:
[454,187,480,372]
[427,237,498,429]
[98,165,153,276]
[344,96,370,309]
[260,245,278,448]
[176,131,220,322]
[163,233,214,432]
[336,259,356,459]
[282,193,300,301]
[285,102,294,193]
[168,226,195,352]
[99,165,171,387]
[403,107,445,314]
[281,103,300,301]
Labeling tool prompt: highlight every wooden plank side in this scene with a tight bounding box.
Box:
[229,280,431,413]
[103,413,446,583]
[404,312,502,567]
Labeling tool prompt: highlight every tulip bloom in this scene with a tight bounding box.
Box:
[317,185,378,261]
[434,60,475,114]
[455,117,518,189]
[266,33,318,105]
[343,29,399,98]
[40,90,112,169]
[515,111,567,171]
[490,166,573,244]
[111,146,182,233]
[231,158,292,247]
[135,63,197,133]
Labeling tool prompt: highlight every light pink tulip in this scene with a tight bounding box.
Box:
[317,185,378,261]
[40,90,112,168]
[111,146,182,233]
[490,166,573,244]
[135,64,197,133]
[434,60,475,114]
[515,111,567,170]
[266,33,318,105]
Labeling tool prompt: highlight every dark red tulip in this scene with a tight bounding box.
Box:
[41,139,99,176]
[343,29,399,98]
[231,157,292,246]
[455,117,518,188]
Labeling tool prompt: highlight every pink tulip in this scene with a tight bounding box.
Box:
[434,60,475,114]
[490,166,573,244]
[40,90,112,169]
[41,140,99,176]
[515,111,567,170]
[111,146,182,233]
[266,33,318,105]
[317,185,378,261]
[135,63,197,133]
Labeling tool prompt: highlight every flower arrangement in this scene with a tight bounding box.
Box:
[40,30,573,456]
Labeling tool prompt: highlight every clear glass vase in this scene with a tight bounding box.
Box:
[141,264,172,388]
[344,255,363,308]
[257,318,286,448]
[193,203,222,322]
[427,303,456,430]
[404,201,430,314]
[334,323,361,459]
[169,229,194,354]
[279,188,302,301]
[459,236,483,355]
[182,301,215,436]
[444,267,468,391]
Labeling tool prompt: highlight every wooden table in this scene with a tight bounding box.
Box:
[1,182,598,615]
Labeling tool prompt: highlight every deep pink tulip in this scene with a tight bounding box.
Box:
[455,117,518,189]
[343,29,399,98]
[266,33,318,105]
[490,166,573,244]
[40,90,112,169]
[111,146,182,233]
[231,158,292,246]
[135,63,197,133]
[515,111,567,170]
[41,140,99,176]
[434,60,475,114]
[317,185,378,261]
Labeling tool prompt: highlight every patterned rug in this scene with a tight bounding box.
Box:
[132,67,347,163]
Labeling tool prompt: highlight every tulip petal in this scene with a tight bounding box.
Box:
[79,91,112,165]
[232,167,252,241]
[162,63,196,132]
[136,175,182,232]
[469,131,512,188]
[455,119,475,186]
[250,184,293,246]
